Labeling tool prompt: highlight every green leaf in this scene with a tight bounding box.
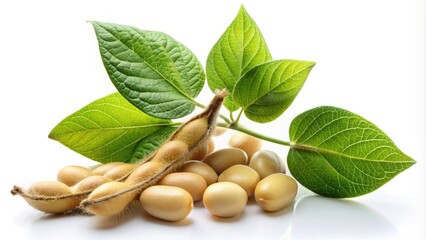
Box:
[206,5,272,112]
[233,60,315,123]
[49,93,175,163]
[130,125,178,163]
[91,21,205,119]
[288,106,415,198]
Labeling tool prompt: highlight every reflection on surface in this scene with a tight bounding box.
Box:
[22,198,294,240]
[171,198,293,240]
[291,196,396,240]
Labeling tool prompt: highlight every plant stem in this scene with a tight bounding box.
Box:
[197,99,290,146]
[230,111,235,122]
[217,122,291,147]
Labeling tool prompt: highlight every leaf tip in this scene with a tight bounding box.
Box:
[47,131,56,140]
[87,20,102,29]
[306,61,316,68]
[238,4,250,16]
[48,125,61,140]
[304,61,316,72]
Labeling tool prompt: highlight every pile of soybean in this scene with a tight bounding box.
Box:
[12,132,298,222]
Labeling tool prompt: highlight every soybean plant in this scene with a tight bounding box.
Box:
[13,5,415,213]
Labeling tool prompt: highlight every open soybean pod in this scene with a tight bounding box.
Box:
[81,90,227,217]
[10,173,115,214]
[10,162,136,214]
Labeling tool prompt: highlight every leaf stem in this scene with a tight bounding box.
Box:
[217,122,291,147]
[195,101,206,109]
[234,109,244,125]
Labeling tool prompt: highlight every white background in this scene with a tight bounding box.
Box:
[0,0,424,239]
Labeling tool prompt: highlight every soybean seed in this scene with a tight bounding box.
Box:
[159,172,207,201]
[92,162,126,176]
[180,160,218,185]
[202,148,248,174]
[203,182,247,218]
[57,165,92,187]
[140,185,193,222]
[72,175,111,193]
[103,163,137,180]
[249,150,285,179]
[218,164,260,197]
[254,173,298,212]
[228,132,262,162]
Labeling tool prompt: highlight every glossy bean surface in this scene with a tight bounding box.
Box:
[140,185,193,222]
[202,148,247,174]
[159,172,207,201]
[254,173,298,212]
[203,182,247,218]
[57,165,92,186]
[228,132,262,161]
[180,161,218,185]
[249,150,285,179]
[218,164,260,197]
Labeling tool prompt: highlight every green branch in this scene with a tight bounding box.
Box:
[217,122,291,147]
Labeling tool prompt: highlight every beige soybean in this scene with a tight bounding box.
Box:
[103,163,137,180]
[125,161,166,185]
[180,161,218,185]
[174,117,208,147]
[249,150,285,179]
[218,164,260,197]
[202,148,248,174]
[140,185,193,222]
[72,175,111,193]
[159,172,207,201]
[82,160,169,217]
[152,140,189,164]
[203,182,247,218]
[228,132,262,162]
[213,126,227,137]
[57,165,93,186]
[25,181,78,213]
[254,173,298,212]
[92,162,126,176]
[84,182,137,216]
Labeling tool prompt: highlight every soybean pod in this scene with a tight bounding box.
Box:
[80,90,227,216]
